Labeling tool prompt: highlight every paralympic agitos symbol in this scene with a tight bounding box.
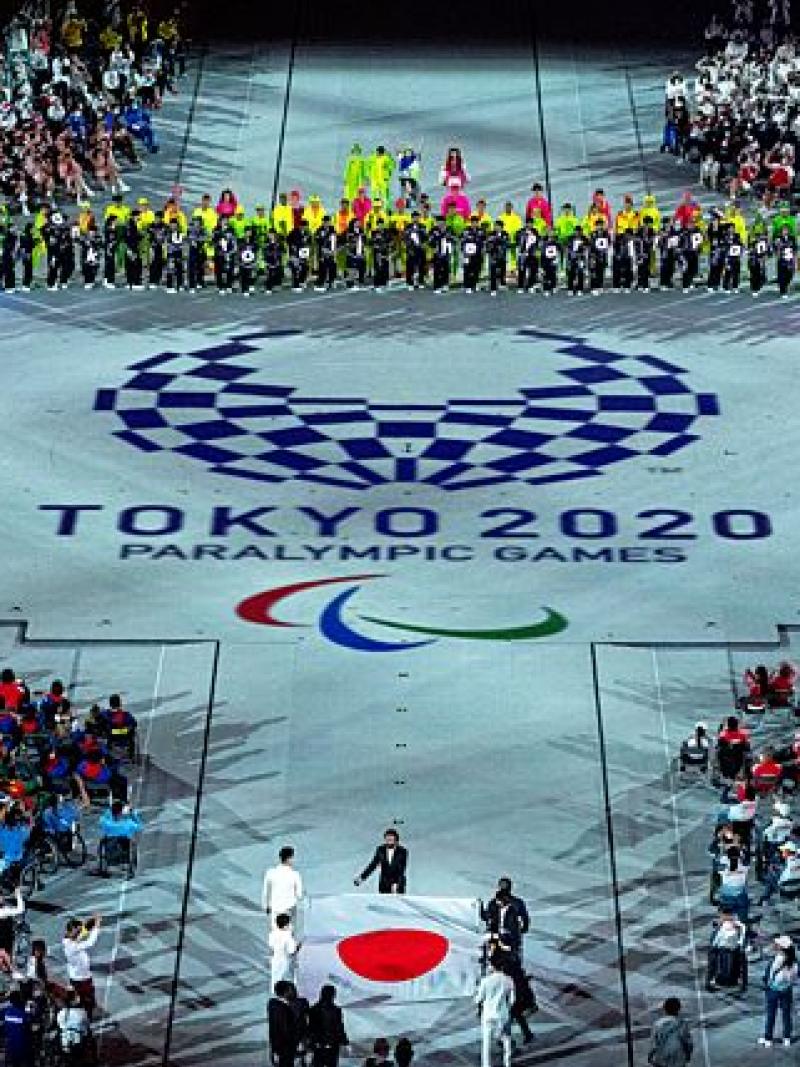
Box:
[236,575,568,652]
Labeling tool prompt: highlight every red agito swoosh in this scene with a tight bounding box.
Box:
[337,929,449,982]
[235,575,384,627]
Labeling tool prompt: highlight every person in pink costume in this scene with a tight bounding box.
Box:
[525,182,552,226]
[440,177,471,219]
[351,186,372,225]
[216,188,238,219]
[439,146,469,188]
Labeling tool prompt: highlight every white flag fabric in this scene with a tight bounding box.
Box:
[297,894,481,1006]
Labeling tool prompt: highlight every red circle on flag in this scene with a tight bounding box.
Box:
[336,928,449,982]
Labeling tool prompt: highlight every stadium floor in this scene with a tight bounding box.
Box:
[2,10,800,1066]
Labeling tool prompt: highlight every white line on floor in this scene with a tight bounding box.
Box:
[652,648,712,1067]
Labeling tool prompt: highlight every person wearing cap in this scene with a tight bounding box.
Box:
[759,935,797,1047]
[343,143,368,203]
[404,210,427,289]
[314,215,338,291]
[368,146,395,207]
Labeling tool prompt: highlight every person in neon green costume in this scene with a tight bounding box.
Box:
[343,144,369,203]
[368,146,396,206]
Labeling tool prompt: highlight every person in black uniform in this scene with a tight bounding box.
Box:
[148,211,167,289]
[679,222,703,292]
[612,230,634,292]
[165,220,185,292]
[58,222,76,289]
[370,218,391,291]
[566,225,588,295]
[485,219,509,295]
[657,220,680,290]
[706,212,725,292]
[517,222,539,293]
[429,216,452,293]
[43,214,63,291]
[540,229,559,295]
[19,223,35,291]
[346,219,368,288]
[723,224,744,293]
[239,228,258,295]
[775,225,796,298]
[588,219,610,294]
[1,221,17,292]
[404,210,427,289]
[216,225,238,293]
[461,217,484,293]
[264,228,284,293]
[315,216,338,291]
[124,214,144,290]
[287,219,312,292]
[636,224,654,292]
[80,224,102,289]
[309,985,349,1067]
[354,828,408,894]
[748,231,771,297]
[103,218,118,289]
[187,217,206,292]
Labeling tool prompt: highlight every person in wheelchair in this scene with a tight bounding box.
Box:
[719,783,758,848]
[75,750,127,804]
[744,665,770,707]
[707,909,748,991]
[98,695,138,762]
[42,792,84,853]
[98,801,142,875]
[752,749,784,795]
[0,699,21,750]
[680,723,710,773]
[38,680,70,731]
[716,717,751,790]
[715,847,751,921]
[0,804,32,882]
[769,661,797,707]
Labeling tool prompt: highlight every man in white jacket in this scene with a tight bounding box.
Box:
[262,846,303,929]
[474,956,514,1067]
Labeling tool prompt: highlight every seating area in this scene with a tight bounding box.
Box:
[0,665,143,1065]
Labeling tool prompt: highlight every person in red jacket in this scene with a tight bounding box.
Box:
[770,662,796,704]
[0,671,25,713]
[752,749,783,795]
[673,190,701,229]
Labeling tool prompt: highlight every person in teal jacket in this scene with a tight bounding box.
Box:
[343,144,369,203]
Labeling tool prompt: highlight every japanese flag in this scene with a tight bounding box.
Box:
[297,894,481,1006]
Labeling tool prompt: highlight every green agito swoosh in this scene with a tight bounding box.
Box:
[357,607,569,641]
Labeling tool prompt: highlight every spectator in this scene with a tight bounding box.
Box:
[760,936,797,1047]
[648,997,693,1067]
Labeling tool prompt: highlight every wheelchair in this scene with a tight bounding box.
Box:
[106,724,140,766]
[706,944,748,993]
[97,835,138,879]
[678,740,710,778]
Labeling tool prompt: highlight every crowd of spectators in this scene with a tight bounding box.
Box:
[0,665,143,1064]
[662,0,799,205]
[0,0,185,214]
[680,660,800,1048]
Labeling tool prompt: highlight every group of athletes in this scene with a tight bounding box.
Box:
[0,177,798,300]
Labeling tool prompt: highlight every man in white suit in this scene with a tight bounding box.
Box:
[262,846,303,929]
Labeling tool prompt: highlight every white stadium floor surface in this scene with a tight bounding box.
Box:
[3,6,800,1065]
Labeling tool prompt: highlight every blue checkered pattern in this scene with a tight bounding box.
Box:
[94,328,720,491]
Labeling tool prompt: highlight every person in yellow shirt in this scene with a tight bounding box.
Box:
[365,198,388,235]
[723,203,747,243]
[335,199,353,236]
[303,195,326,233]
[192,194,217,235]
[529,208,549,237]
[157,17,179,44]
[136,197,155,230]
[272,193,293,237]
[615,194,639,235]
[99,25,122,53]
[104,195,130,225]
[639,194,661,231]
[62,15,87,50]
[164,198,187,233]
[251,205,271,245]
[77,202,96,235]
[496,200,522,270]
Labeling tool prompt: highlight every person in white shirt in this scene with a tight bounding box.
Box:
[268,913,300,994]
[0,886,24,971]
[62,915,102,1020]
[262,846,303,929]
[57,988,91,1053]
[474,956,514,1067]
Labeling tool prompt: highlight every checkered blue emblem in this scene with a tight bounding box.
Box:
[94,328,719,491]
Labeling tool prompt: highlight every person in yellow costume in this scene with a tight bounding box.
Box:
[497,200,522,270]
[343,144,368,203]
[136,197,155,230]
[192,194,217,235]
[335,198,353,236]
[157,16,180,44]
[615,194,639,234]
[723,202,747,242]
[473,198,493,229]
[163,197,187,232]
[639,194,661,231]
[104,195,130,225]
[368,146,395,205]
[99,25,122,53]
[365,198,388,235]
[272,193,293,237]
[77,202,96,234]
[127,6,148,50]
[62,14,87,49]
[231,204,248,239]
[303,195,326,233]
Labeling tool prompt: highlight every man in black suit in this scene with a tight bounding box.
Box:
[481,878,530,959]
[268,980,299,1067]
[354,828,408,894]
